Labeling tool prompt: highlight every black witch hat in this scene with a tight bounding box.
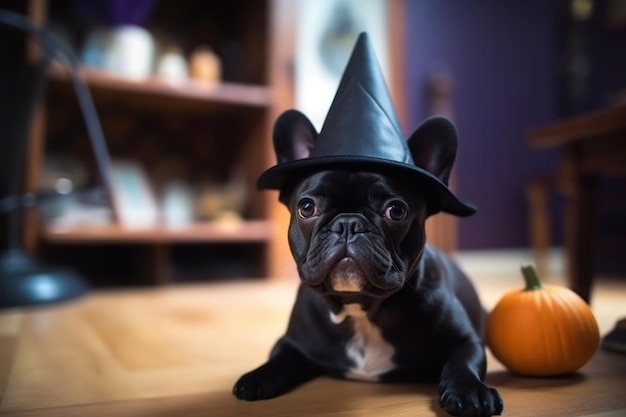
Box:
[257,32,476,217]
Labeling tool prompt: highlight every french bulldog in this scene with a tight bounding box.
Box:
[233,110,504,417]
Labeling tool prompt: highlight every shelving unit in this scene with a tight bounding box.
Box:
[5,0,298,285]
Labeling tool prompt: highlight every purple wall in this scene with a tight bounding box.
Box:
[405,1,564,249]
[601,24,626,105]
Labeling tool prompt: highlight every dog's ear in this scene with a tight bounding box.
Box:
[273,109,318,163]
[407,116,458,185]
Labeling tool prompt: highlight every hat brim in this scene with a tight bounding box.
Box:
[257,156,476,217]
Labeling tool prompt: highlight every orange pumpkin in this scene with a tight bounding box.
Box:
[486,264,600,376]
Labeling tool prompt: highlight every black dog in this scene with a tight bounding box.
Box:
[233,110,503,417]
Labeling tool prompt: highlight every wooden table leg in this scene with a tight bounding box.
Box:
[563,172,599,304]
[527,178,552,278]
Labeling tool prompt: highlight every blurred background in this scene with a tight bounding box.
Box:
[1,0,625,289]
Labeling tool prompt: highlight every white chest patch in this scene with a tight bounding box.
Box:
[330,304,396,381]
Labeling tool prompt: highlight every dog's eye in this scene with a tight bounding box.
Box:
[297,199,319,218]
[383,202,408,221]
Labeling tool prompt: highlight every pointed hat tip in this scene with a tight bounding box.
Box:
[354,32,373,53]
[356,31,368,42]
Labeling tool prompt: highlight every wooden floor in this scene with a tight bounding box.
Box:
[1,250,625,416]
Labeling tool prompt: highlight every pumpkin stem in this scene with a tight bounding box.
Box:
[521,264,544,291]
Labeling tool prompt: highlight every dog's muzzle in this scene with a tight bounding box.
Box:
[329,257,366,292]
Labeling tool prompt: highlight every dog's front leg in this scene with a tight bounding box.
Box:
[233,338,324,401]
[438,340,503,417]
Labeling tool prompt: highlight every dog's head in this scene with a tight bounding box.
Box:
[271,110,460,306]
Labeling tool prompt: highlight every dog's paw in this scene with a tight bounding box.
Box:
[234,342,324,401]
[439,380,503,417]
[233,368,283,401]
[233,361,317,401]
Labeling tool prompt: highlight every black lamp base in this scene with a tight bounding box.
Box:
[0,249,89,309]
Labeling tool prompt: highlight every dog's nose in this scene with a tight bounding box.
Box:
[330,215,366,236]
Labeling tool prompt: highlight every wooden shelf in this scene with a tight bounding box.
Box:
[47,64,274,109]
[42,220,272,244]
